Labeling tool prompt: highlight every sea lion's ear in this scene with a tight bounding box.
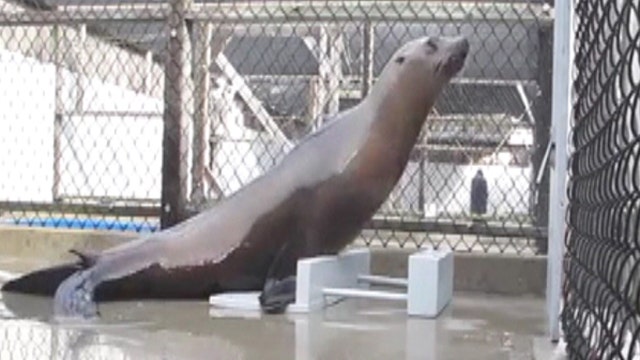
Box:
[395,56,405,64]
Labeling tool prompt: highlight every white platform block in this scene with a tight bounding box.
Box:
[293,248,370,312]
[209,247,453,318]
[407,248,454,318]
[318,248,453,318]
[209,248,370,313]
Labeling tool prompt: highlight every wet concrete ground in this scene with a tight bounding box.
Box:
[0,248,552,360]
[0,289,547,359]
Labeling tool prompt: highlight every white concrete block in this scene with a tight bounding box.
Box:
[407,248,454,318]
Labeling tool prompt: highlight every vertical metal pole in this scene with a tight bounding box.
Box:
[546,0,573,342]
[326,25,343,114]
[419,152,425,216]
[74,24,87,113]
[161,0,190,228]
[361,21,374,98]
[53,25,63,202]
[533,23,554,255]
[190,21,212,207]
[313,25,328,127]
[143,51,153,95]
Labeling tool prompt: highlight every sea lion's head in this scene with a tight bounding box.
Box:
[370,35,470,114]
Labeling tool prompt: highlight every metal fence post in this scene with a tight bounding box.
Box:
[362,21,374,98]
[532,22,554,255]
[190,21,212,207]
[161,0,191,228]
[52,25,63,202]
[546,0,573,343]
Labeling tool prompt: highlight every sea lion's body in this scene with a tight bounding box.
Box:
[2,35,469,316]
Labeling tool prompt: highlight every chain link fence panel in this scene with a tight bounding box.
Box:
[0,0,552,254]
[561,0,640,358]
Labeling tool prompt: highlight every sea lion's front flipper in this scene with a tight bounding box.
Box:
[259,275,297,314]
[258,241,301,314]
[53,268,99,319]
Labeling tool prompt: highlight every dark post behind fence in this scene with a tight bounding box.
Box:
[161,0,190,229]
[190,21,212,208]
[532,22,553,255]
[361,21,374,98]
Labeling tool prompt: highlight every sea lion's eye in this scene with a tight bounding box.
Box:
[426,38,438,52]
[395,56,405,64]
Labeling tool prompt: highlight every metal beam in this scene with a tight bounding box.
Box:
[0,5,171,24]
[364,217,546,240]
[546,0,573,344]
[213,54,292,148]
[160,0,190,229]
[191,2,552,24]
[190,21,213,206]
[0,201,160,217]
[0,2,552,25]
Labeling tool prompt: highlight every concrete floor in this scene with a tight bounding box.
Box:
[0,288,550,360]
[0,230,559,360]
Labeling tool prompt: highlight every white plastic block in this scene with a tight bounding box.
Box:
[323,287,407,301]
[290,248,371,313]
[209,291,262,311]
[209,248,371,313]
[407,248,454,318]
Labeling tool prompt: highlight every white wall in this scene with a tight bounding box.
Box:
[58,74,164,200]
[0,50,55,202]
[0,48,164,202]
[0,48,286,204]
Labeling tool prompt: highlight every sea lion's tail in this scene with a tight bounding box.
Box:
[1,263,81,296]
[1,248,96,296]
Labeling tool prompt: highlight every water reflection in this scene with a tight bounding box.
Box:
[0,293,449,360]
[1,293,251,359]
[2,291,546,360]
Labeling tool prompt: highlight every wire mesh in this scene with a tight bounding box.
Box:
[0,0,552,254]
[561,0,640,358]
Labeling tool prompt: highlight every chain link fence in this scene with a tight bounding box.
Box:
[561,0,640,358]
[0,0,553,254]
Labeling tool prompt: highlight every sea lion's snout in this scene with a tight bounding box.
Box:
[442,36,470,77]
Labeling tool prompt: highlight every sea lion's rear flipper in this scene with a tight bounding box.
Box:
[53,268,99,318]
[258,242,301,314]
[1,263,80,296]
[2,248,99,296]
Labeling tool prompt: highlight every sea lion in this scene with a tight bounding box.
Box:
[2,35,469,317]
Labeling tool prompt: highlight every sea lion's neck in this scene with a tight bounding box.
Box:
[344,78,434,206]
[366,79,433,148]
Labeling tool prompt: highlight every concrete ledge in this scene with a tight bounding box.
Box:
[0,225,133,267]
[0,226,546,296]
[368,247,546,297]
